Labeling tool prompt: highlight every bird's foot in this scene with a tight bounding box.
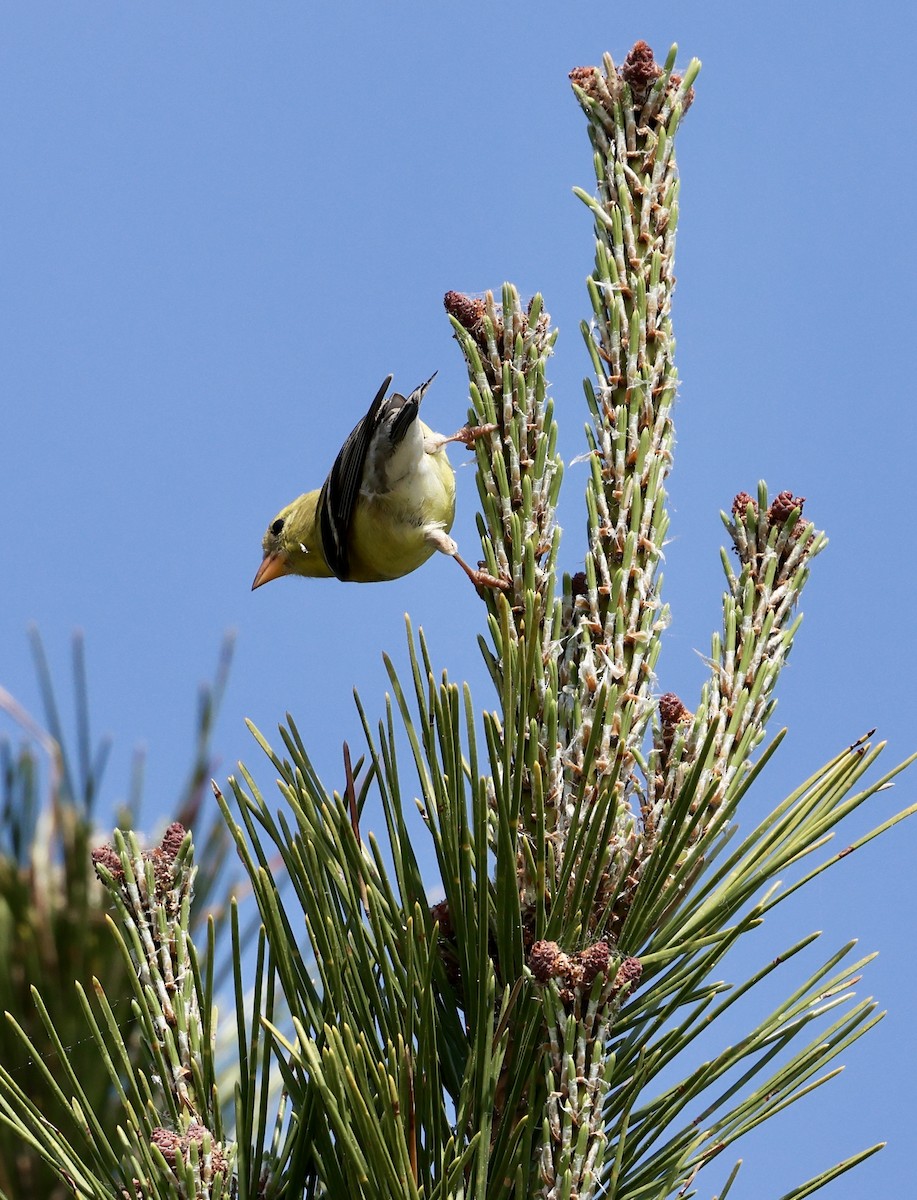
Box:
[453,553,511,592]
[446,422,498,448]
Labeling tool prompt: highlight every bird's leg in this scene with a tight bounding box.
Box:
[431,423,509,588]
[426,528,510,591]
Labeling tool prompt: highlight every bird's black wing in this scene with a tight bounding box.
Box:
[318,374,393,579]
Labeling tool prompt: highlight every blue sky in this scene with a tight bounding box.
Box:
[1,2,915,1195]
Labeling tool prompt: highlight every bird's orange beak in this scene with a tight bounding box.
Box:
[252,552,291,590]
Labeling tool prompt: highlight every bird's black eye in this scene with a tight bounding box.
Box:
[270,518,285,536]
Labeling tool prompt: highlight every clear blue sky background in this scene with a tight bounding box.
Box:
[2,2,914,1196]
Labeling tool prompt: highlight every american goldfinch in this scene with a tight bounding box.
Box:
[252,374,504,590]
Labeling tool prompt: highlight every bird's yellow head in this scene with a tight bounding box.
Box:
[252,491,334,588]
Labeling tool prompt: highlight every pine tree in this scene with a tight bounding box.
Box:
[1,40,913,1200]
[0,633,233,1200]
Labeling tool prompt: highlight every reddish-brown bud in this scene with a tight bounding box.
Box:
[612,956,643,995]
[529,939,563,982]
[579,940,611,985]
[150,1128,181,1167]
[731,491,757,520]
[91,845,124,881]
[444,290,486,332]
[768,491,805,525]
[658,692,692,755]
[569,65,600,95]
[659,692,691,729]
[150,1123,226,1177]
[621,41,663,99]
[159,822,186,862]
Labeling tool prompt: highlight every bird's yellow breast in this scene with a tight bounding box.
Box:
[345,444,455,582]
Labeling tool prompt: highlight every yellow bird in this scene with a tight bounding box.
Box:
[252,374,503,590]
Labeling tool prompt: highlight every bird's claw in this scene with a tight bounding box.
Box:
[453,551,511,592]
[449,422,498,448]
[471,569,511,591]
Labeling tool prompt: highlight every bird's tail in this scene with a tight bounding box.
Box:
[388,372,438,442]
